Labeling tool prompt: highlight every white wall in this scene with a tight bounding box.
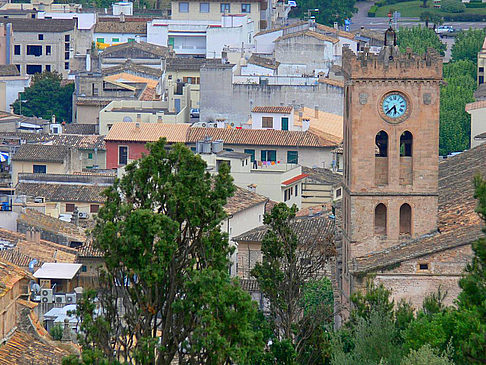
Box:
[206,20,253,58]
[254,30,282,54]
[147,22,169,47]
[469,107,486,149]
[38,12,96,30]
[241,63,275,76]
[2,77,29,112]
[94,33,147,46]
[251,112,294,130]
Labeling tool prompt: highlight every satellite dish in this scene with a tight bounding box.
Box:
[31,283,41,294]
[123,116,133,123]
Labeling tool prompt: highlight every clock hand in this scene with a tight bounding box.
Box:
[391,105,397,115]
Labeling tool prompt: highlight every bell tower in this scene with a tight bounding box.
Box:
[339,32,443,312]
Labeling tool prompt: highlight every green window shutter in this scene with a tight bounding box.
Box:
[96,38,104,43]
[244,149,255,162]
[287,151,298,164]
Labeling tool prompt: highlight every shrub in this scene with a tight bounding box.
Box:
[443,13,486,21]
[465,1,486,8]
[441,0,466,13]
[368,5,378,16]
[49,324,63,341]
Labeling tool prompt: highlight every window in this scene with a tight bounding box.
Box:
[200,2,209,12]
[119,146,128,165]
[244,149,255,162]
[14,45,20,55]
[45,65,51,72]
[284,188,292,201]
[128,38,135,42]
[179,2,189,12]
[399,203,412,235]
[96,38,104,43]
[261,150,276,162]
[38,34,43,40]
[287,151,298,164]
[90,204,99,213]
[480,67,484,72]
[241,3,251,12]
[480,76,484,84]
[262,116,273,128]
[295,184,298,196]
[65,35,70,42]
[375,131,388,157]
[64,62,69,70]
[65,51,70,60]
[26,65,42,74]
[46,45,51,55]
[336,187,342,198]
[400,131,413,157]
[418,263,429,271]
[15,64,20,72]
[220,3,230,12]
[112,37,119,43]
[33,164,46,173]
[374,203,387,236]
[81,265,87,272]
[26,45,42,56]
[65,203,75,212]
[88,152,93,159]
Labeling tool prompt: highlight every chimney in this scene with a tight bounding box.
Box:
[157,115,162,123]
[33,229,40,244]
[51,114,56,124]
[298,111,303,123]
[334,22,338,30]
[120,12,125,22]
[308,207,314,217]
[302,118,310,131]
[136,113,141,124]
[314,105,319,118]
[26,227,33,242]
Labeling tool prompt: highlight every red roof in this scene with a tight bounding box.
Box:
[282,173,308,186]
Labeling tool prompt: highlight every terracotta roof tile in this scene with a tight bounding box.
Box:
[294,107,343,141]
[282,173,308,186]
[247,55,280,70]
[12,144,68,163]
[187,127,339,148]
[254,20,307,36]
[94,20,146,34]
[0,257,31,298]
[318,77,345,88]
[315,23,356,40]
[224,186,268,215]
[465,100,486,112]
[274,30,339,44]
[2,18,75,32]
[105,122,190,143]
[62,124,97,135]
[302,166,342,187]
[252,106,293,114]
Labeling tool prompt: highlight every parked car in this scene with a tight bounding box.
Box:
[190,108,200,118]
[435,25,453,35]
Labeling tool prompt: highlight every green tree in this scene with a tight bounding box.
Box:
[400,345,454,365]
[397,26,446,56]
[12,71,74,123]
[290,0,357,26]
[452,28,486,64]
[441,0,465,13]
[50,324,64,341]
[65,140,264,364]
[251,203,335,364]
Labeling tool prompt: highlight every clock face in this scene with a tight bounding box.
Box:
[382,93,407,119]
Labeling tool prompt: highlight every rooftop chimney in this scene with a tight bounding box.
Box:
[302,118,310,131]
[120,12,125,22]
[157,115,162,123]
[314,105,319,118]
[308,207,314,217]
[136,113,141,124]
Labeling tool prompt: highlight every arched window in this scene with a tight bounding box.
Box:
[400,203,412,235]
[400,131,413,157]
[375,131,388,157]
[374,203,387,236]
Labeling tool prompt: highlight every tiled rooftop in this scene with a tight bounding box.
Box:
[16,182,108,203]
[247,55,280,70]
[11,144,69,163]
[94,20,147,34]
[302,166,342,187]
[274,30,339,44]
[0,257,31,298]
[105,122,190,143]
[224,186,268,215]
[252,106,293,114]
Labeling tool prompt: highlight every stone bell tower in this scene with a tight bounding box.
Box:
[338,28,443,314]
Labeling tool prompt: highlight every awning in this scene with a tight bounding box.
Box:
[34,263,82,280]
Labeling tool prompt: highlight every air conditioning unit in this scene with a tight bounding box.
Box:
[40,288,53,303]
[55,294,66,304]
[66,293,77,304]
[34,196,45,203]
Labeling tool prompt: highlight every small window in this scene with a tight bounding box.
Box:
[179,2,189,12]
[119,146,128,165]
[64,62,69,70]
[65,203,75,212]
[261,150,276,162]
[262,117,273,128]
[480,67,484,73]
[241,3,251,13]
[65,43,70,52]
[480,76,484,85]
[88,152,93,159]
[65,51,70,60]
[46,45,51,55]
[33,164,46,173]
[65,34,70,42]
[418,263,429,271]
[45,65,51,72]
[90,204,99,213]
[112,37,119,43]
[400,131,413,157]
[375,131,388,157]
[336,187,342,198]
[26,45,42,56]
[374,203,387,236]
[200,2,209,12]
[26,65,42,74]
[399,203,412,235]
[15,64,20,72]
[287,151,298,164]
[96,38,104,43]
[14,45,20,55]
[244,149,255,162]
[220,3,230,12]
[295,184,298,196]
[81,265,87,272]
[38,34,43,40]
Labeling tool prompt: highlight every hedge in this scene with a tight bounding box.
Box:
[368,5,378,16]
[374,0,410,7]
[465,2,486,8]
[443,13,486,21]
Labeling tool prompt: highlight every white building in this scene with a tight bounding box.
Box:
[147,15,254,58]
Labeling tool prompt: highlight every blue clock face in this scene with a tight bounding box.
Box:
[382,93,407,119]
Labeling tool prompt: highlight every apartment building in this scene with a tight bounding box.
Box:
[4,18,77,78]
[170,0,266,32]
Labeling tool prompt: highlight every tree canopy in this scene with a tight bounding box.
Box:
[397,26,447,56]
[452,28,486,64]
[65,140,264,365]
[289,0,357,26]
[12,71,74,123]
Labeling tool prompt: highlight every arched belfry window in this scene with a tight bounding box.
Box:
[400,131,413,157]
[375,131,388,157]
[374,203,387,236]
[400,203,412,235]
